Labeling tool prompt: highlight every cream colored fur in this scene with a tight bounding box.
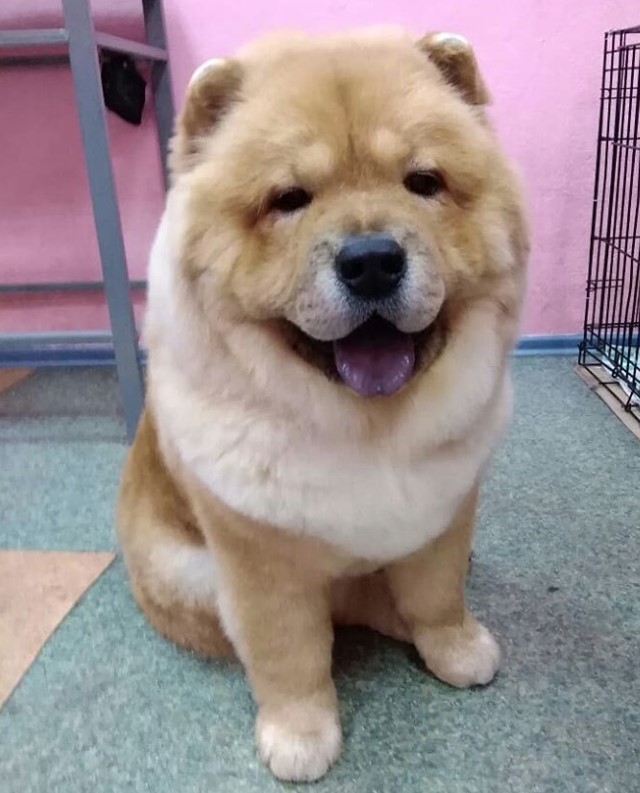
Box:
[147,209,512,562]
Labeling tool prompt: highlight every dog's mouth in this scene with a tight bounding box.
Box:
[333,316,416,397]
[283,314,446,397]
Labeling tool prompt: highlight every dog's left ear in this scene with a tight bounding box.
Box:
[170,58,243,177]
[418,33,490,105]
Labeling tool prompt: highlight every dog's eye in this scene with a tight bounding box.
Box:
[269,188,312,214]
[403,170,444,198]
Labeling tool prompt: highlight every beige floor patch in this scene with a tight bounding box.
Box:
[0,369,32,395]
[0,550,114,708]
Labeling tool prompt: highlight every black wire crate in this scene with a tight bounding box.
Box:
[579,24,640,423]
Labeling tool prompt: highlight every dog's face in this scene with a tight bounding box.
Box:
[170,30,527,398]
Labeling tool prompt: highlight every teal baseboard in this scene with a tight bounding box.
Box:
[515,334,582,357]
[0,332,583,368]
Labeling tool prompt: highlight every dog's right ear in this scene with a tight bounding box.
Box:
[418,33,490,106]
[170,58,243,176]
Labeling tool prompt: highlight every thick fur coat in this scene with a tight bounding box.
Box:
[118,28,529,783]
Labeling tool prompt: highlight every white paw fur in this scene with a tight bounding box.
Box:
[418,618,501,688]
[256,704,342,782]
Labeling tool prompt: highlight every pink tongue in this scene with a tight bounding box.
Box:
[333,319,415,397]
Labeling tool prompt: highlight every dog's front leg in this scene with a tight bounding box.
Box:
[386,484,501,688]
[211,529,340,783]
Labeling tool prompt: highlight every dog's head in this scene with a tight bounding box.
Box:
[167,30,528,398]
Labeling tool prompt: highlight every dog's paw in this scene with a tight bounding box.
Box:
[416,616,501,688]
[256,702,342,782]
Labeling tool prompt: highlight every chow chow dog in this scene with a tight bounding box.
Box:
[118,27,528,782]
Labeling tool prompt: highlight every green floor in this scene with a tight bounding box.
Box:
[1,359,639,793]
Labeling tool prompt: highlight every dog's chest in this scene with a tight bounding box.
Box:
[157,384,505,562]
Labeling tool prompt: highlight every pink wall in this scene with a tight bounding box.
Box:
[1,0,638,336]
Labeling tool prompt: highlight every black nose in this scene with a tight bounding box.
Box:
[336,233,406,300]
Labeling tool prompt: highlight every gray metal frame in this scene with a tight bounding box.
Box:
[0,0,175,440]
[143,0,174,188]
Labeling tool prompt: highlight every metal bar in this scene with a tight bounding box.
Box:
[612,140,640,152]
[615,46,639,383]
[0,54,69,67]
[0,28,69,49]
[143,0,175,188]
[62,0,144,441]
[605,42,632,372]
[611,24,640,35]
[94,31,167,62]
[622,48,640,326]
[0,331,112,347]
[597,34,622,337]
[593,234,640,240]
[581,31,610,365]
[0,29,166,65]
[0,279,147,294]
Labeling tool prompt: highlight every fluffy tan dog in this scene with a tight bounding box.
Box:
[118,27,528,783]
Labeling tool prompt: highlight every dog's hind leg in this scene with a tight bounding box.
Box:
[117,409,234,658]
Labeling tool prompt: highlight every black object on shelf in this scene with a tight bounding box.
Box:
[101,52,146,125]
